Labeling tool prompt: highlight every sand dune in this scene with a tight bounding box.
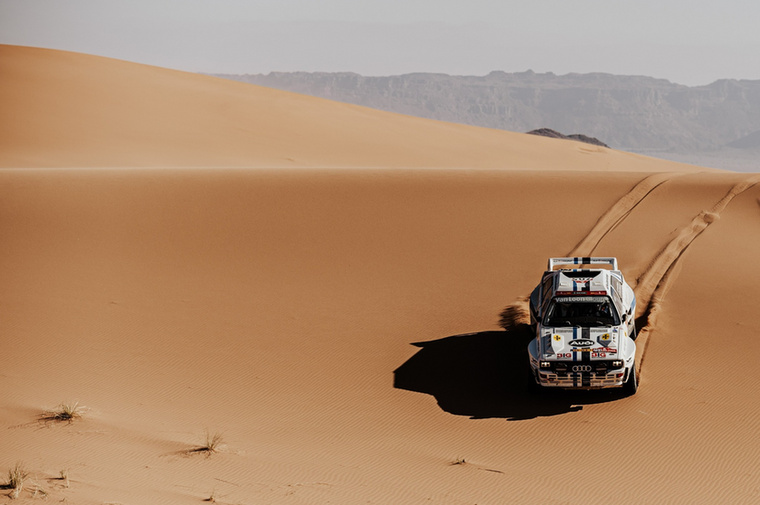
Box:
[2,46,760,504]
[1,44,704,172]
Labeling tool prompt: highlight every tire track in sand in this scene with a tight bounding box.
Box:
[631,175,760,375]
[567,172,683,257]
[501,173,760,384]
[500,172,679,328]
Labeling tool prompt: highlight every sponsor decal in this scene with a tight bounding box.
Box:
[600,333,611,341]
[557,353,572,358]
[591,352,607,358]
[554,296,607,303]
[569,339,595,347]
[574,348,593,352]
[552,334,562,342]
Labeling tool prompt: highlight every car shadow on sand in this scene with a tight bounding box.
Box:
[393,326,629,420]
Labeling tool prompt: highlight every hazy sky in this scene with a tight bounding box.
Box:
[2,0,759,85]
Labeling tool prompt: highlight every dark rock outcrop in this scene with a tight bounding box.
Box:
[527,128,609,148]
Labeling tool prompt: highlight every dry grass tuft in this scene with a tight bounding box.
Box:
[29,479,47,499]
[4,463,28,499]
[203,430,224,453]
[189,429,224,457]
[59,468,70,488]
[39,401,86,424]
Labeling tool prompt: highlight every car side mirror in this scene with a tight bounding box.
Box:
[622,313,628,323]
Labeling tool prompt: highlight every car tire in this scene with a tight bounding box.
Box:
[623,363,638,395]
[526,364,541,394]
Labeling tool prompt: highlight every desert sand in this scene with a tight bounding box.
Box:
[1,45,760,504]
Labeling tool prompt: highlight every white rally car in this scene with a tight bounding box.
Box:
[527,257,638,394]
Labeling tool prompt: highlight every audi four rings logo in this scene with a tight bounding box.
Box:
[572,365,592,372]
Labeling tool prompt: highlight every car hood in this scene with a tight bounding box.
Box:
[540,326,620,358]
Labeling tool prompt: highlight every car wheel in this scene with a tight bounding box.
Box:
[623,363,638,395]
[526,364,541,394]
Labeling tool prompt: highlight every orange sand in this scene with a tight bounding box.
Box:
[2,45,759,504]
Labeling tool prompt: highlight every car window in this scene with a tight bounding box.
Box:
[544,296,620,327]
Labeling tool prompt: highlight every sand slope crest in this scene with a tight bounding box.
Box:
[1,44,707,171]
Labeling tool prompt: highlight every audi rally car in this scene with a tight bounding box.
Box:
[527,257,638,394]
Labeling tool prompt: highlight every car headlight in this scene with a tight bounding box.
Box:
[611,360,624,368]
[539,361,552,369]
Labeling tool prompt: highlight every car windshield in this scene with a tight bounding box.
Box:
[544,296,620,327]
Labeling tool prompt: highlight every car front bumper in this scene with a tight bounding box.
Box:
[532,368,629,389]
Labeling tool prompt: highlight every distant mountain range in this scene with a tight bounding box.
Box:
[212,70,760,171]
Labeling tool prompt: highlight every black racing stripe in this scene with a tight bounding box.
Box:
[582,256,591,266]
[582,327,591,363]
[582,326,592,386]
[572,327,578,387]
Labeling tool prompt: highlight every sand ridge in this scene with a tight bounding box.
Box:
[1,44,708,172]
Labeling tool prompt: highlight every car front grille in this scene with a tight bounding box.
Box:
[550,360,621,374]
